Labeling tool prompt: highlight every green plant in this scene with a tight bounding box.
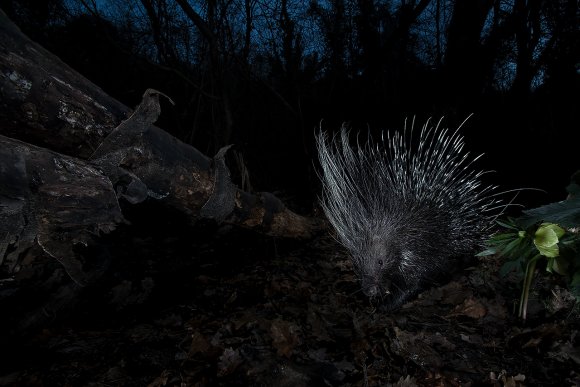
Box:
[478,175,580,320]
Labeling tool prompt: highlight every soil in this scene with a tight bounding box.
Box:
[1,203,579,386]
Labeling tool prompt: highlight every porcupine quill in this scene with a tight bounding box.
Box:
[316,116,510,310]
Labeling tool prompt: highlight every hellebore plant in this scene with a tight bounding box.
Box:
[479,175,580,320]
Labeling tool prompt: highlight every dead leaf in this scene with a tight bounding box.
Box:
[392,375,418,387]
[392,327,444,368]
[449,298,486,319]
[217,347,242,377]
[270,319,302,358]
[490,370,526,387]
[547,341,580,365]
[189,331,211,355]
[508,323,561,350]
[147,370,171,387]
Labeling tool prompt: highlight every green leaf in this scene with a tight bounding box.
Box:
[546,256,569,275]
[500,259,523,277]
[567,170,580,195]
[566,182,580,196]
[490,232,520,242]
[519,196,580,229]
[501,236,529,257]
[571,271,580,287]
[476,247,498,257]
[496,218,520,230]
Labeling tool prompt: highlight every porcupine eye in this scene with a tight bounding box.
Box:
[376,258,388,272]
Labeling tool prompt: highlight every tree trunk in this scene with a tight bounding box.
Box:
[444,0,494,101]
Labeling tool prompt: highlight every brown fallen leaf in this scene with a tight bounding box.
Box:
[270,319,302,358]
[217,347,242,377]
[189,330,211,356]
[392,327,444,368]
[490,370,526,387]
[449,297,487,319]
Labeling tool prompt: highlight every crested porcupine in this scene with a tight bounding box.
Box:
[316,117,504,310]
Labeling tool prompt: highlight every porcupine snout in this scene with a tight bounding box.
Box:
[356,231,428,308]
[355,235,390,299]
[361,271,391,298]
[358,234,398,300]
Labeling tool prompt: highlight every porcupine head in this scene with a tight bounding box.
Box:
[316,117,501,310]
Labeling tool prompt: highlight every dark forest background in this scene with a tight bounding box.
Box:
[2,0,578,211]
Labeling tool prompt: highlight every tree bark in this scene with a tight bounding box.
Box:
[0,8,321,240]
[0,9,128,158]
[0,134,122,333]
[0,135,123,286]
[0,9,323,332]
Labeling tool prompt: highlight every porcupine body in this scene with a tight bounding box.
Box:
[316,117,502,310]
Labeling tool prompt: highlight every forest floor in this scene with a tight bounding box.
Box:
[1,203,579,386]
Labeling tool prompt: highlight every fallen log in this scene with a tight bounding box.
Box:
[0,10,128,158]
[0,134,122,333]
[0,134,123,286]
[0,8,322,240]
[0,9,324,332]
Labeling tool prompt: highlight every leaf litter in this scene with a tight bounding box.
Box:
[1,217,579,386]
